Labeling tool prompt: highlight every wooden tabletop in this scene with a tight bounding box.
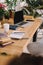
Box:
[0,16,42,65]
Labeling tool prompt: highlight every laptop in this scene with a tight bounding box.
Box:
[9,10,28,30]
[14,10,27,26]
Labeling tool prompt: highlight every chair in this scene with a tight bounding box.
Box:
[23,38,43,56]
[27,38,43,56]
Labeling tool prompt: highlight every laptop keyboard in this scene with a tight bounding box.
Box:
[9,22,34,30]
[18,22,28,25]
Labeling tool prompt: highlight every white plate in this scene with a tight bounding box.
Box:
[10,31,25,39]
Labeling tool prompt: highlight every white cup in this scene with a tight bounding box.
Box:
[3,23,9,33]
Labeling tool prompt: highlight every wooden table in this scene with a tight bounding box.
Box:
[0,17,42,65]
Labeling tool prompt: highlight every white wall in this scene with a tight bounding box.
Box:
[0,0,5,3]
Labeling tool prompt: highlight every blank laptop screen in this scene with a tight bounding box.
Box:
[14,10,24,24]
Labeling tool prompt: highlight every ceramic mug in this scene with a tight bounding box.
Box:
[3,23,9,33]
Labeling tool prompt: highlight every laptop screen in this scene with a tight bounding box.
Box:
[14,10,24,24]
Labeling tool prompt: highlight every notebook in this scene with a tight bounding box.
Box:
[9,31,25,39]
[0,32,7,38]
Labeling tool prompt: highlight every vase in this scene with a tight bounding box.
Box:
[0,14,4,26]
[4,15,10,20]
[9,10,12,18]
[0,15,3,21]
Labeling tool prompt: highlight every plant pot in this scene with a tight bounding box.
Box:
[0,15,3,21]
[9,10,12,18]
[4,15,10,20]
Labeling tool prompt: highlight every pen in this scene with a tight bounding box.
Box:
[0,42,14,47]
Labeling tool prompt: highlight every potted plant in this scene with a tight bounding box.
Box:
[4,10,10,19]
[26,0,42,18]
[5,0,17,18]
[0,3,5,21]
